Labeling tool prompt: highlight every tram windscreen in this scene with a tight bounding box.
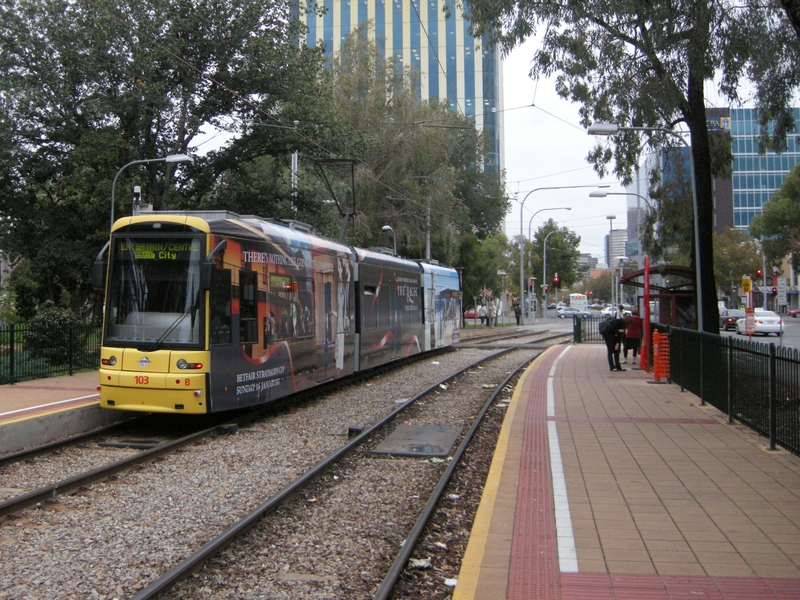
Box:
[105,236,204,347]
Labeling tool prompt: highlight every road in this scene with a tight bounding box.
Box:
[467,311,800,350]
[720,313,800,349]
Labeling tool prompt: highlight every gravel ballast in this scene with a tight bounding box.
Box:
[0,344,544,599]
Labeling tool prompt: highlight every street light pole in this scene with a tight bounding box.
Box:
[110,154,193,228]
[526,207,572,319]
[542,229,558,317]
[518,184,608,325]
[588,122,703,331]
[606,215,616,305]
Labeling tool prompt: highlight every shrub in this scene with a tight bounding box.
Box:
[25,302,82,364]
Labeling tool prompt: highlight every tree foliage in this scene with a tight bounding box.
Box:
[749,162,800,271]
[713,227,763,305]
[0,0,326,316]
[322,24,507,265]
[461,0,793,331]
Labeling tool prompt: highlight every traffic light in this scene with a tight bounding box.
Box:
[528,281,533,293]
[544,284,549,292]
[772,287,777,294]
[757,269,763,277]
[553,273,560,288]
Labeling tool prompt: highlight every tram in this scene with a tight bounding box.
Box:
[93,210,461,414]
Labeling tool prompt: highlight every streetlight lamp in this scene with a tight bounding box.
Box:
[591,189,653,261]
[588,122,703,330]
[528,207,572,243]
[110,154,194,228]
[381,225,397,256]
[517,184,608,325]
[386,193,430,260]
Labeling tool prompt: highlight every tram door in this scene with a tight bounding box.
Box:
[317,274,335,382]
[427,274,436,351]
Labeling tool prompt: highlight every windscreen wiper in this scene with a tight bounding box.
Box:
[141,304,195,352]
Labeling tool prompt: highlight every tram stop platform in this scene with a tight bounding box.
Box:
[455,344,800,600]
[0,371,129,454]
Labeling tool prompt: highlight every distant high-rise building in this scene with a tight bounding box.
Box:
[296,0,502,172]
[730,107,800,229]
[606,229,628,268]
[633,108,800,240]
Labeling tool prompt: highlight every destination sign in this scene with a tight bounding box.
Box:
[119,240,201,260]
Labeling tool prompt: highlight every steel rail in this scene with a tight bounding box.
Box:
[0,424,230,518]
[372,356,532,599]
[0,420,136,469]
[130,344,526,599]
[0,347,456,518]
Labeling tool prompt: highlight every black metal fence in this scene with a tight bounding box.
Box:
[571,316,605,344]
[572,318,799,456]
[669,328,799,456]
[0,324,102,385]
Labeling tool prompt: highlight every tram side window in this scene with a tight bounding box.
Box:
[377,284,390,328]
[363,286,378,329]
[295,278,314,339]
[210,269,232,344]
[269,274,294,341]
[240,270,258,344]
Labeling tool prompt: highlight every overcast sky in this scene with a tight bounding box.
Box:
[500,37,627,265]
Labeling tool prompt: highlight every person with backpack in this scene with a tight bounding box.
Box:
[599,315,632,372]
[622,309,643,364]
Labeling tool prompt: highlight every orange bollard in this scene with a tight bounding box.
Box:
[651,330,670,384]
[652,331,663,382]
[659,335,670,381]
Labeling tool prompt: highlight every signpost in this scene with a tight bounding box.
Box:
[741,276,751,294]
[778,277,788,308]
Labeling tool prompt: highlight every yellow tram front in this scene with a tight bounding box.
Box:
[97,216,213,414]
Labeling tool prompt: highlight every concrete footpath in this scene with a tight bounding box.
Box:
[455,344,800,599]
[0,371,128,452]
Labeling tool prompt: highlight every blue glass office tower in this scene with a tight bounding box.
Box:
[731,107,800,228]
[297,0,502,172]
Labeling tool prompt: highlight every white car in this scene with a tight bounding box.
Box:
[601,306,631,318]
[736,309,784,336]
[557,306,591,319]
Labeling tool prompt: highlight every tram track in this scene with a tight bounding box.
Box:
[0,335,561,597]
[132,345,545,599]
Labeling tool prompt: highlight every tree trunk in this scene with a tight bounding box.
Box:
[686,65,720,333]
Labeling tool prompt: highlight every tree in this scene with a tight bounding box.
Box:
[531,218,581,290]
[713,227,763,306]
[737,0,800,152]
[324,25,507,258]
[458,232,512,305]
[462,0,771,332]
[586,271,614,305]
[0,0,326,315]
[749,162,800,271]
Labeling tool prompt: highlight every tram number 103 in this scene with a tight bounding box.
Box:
[134,375,150,385]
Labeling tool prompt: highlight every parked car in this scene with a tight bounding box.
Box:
[735,309,784,336]
[719,308,745,331]
[464,308,478,319]
[557,306,591,319]
[789,308,800,318]
[600,305,631,318]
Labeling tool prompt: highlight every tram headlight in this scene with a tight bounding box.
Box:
[176,359,203,370]
[101,356,117,366]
